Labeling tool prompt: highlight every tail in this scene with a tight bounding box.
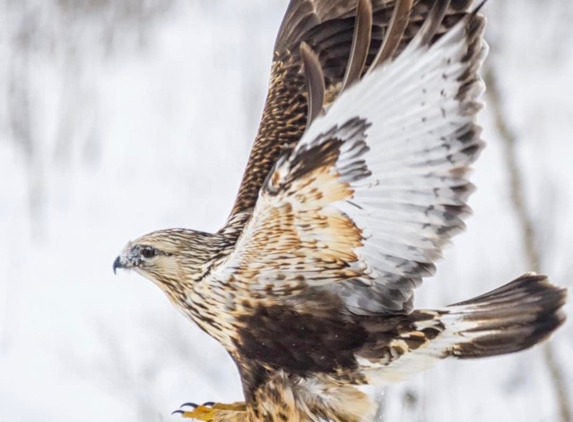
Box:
[441,273,566,358]
[359,274,567,384]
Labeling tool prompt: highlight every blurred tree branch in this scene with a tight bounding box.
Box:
[484,64,572,422]
[7,6,46,240]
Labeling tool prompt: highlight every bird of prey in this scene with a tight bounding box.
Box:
[113,0,567,421]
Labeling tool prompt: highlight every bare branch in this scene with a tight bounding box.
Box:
[484,64,572,422]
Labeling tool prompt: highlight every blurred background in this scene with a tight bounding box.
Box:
[0,0,572,421]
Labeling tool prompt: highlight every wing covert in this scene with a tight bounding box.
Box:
[211,3,487,315]
[224,0,477,232]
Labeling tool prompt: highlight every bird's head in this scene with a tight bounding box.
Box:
[113,228,217,297]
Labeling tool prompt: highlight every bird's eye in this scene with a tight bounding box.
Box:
[141,246,156,259]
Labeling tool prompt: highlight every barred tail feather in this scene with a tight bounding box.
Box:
[359,274,566,385]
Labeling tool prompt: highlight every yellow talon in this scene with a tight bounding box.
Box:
[176,402,246,422]
[180,405,216,421]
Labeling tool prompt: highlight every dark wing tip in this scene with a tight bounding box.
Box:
[300,41,326,126]
[340,0,373,92]
[369,0,414,71]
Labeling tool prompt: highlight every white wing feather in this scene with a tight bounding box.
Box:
[211,12,488,315]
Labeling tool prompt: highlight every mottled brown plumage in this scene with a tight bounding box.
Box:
[226,0,475,224]
[113,1,567,421]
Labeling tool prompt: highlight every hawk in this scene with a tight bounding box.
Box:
[113,1,567,421]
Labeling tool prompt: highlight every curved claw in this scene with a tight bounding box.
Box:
[172,410,185,416]
[202,402,215,407]
[181,402,199,409]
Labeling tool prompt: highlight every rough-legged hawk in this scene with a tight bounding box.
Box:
[113,1,567,421]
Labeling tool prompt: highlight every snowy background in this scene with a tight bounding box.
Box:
[0,1,572,421]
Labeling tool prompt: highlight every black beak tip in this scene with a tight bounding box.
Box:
[113,256,122,275]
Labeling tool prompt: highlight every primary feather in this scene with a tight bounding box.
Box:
[211,3,486,316]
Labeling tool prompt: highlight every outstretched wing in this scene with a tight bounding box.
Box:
[224,0,476,229]
[211,1,487,316]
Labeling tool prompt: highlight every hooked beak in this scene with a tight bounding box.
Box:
[113,256,125,275]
